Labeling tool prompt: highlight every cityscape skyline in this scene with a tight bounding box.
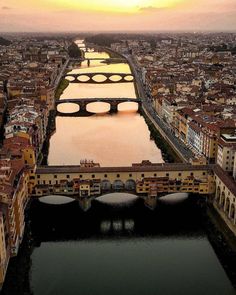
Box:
[0,0,236,32]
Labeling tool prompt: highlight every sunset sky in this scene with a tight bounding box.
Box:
[0,0,235,32]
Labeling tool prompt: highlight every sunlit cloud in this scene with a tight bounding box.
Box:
[0,0,235,32]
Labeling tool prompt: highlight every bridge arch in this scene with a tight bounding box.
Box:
[224,197,230,215]
[124,75,134,82]
[101,180,112,191]
[215,186,221,205]
[57,102,80,114]
[77,75,91,82]
[109,75,123,82]
[86,102,110,113]
[230,203,235,221]
[113,180,124,191]
[118,101,139,112]
[125,179,136,191]
[64,75,76,82]
[91,74,108,83]
[220,191,226,208]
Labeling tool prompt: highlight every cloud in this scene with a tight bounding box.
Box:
[138,6,166,13]
[2,6,11,10]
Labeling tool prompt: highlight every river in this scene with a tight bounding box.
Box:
[1,40,236,295]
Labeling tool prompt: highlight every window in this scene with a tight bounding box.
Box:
[37,175,40,179]
[142,174,145,177]
[54,175,57,179]
[104,174,107,178]
[129,174,132,177]
[178,173,182,177]
[80,175,83,178]
[67,175,70,179]
[166,173,169,177]
[117,174,120,178]
[92,174,95,178]
[154,173,157,177]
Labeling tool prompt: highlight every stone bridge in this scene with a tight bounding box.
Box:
[63,72,134,84]
[32,162,216,211]
[56,97,142,114]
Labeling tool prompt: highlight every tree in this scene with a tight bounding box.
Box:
[68,42,82,58]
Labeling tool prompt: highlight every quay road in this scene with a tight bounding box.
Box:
[125,54,194,163]
[52,58,70,89]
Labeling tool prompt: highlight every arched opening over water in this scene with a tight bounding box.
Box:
[86,102,110,113]
[118,102,138,112]
[159,193,189,204]
[124,75,134,82]
[65,76,76,82]
[39,195,75,205]
[96,192,139,206]
[91,74,108,83]
[57,102,80,114]
[77,75,91,82]
[109,75,123,82]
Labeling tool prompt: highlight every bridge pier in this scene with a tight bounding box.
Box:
[79,102,87,113]
[78,198,92,211]
[144,195,158,210]
[110,102,118,113]
[138,103,142,113]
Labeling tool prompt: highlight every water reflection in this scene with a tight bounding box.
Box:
[159,193,189,204]
[100,219,135,234]
[39,195,75,205]
[96,193,139,206]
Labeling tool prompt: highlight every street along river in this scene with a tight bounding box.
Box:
[1,41,236,295]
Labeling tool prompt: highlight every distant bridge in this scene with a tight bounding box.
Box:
[70,57,126,63]
[56,97,142,114]
[63,72,134,84]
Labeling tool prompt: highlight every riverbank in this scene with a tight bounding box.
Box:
[204,204,236,288]
[139,107,180,163]
[55,79,69,100]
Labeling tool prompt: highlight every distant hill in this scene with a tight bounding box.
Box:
[0,37,11,46]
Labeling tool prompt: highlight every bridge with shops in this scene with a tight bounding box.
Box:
[32,162,215,211]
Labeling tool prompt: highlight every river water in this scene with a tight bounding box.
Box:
[2,40,236,295]
[48,41,163,166]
